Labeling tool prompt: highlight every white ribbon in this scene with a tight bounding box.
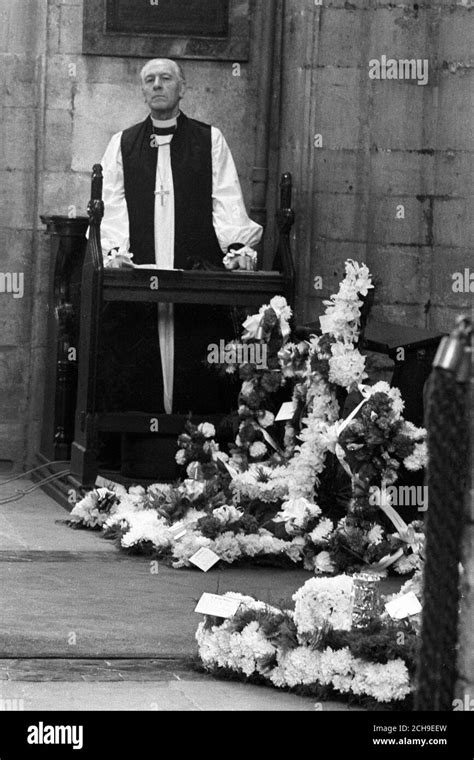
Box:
[242,313,265,341]
[332,384,371,477]
[242,302,292,343]
[258,425,284,455]
[374,484,417,545]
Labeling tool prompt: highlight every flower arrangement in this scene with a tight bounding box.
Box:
[196,575,418,707]
[225,295,292,470]
[67,487,121,529]
[67,260,427,576]
[320,381,427,575]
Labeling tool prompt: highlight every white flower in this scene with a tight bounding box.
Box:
[175,449,187,465]
[313,550,336,575]
[211,532,242,564]
[404,441,428,471]
[283,536,306,563]
[309,518,334,544]
[328,342,367,389]
[277,497,322,533]
[172,533,212,568]
[128,485,146,498]
[120,511,172,550]
[319,647,354,689]
[186,461,203,480]
[237,533,266,558]
[230,466,288,504]
[273,647,323,687]
[293,575,353,634]
[283,377,340,499]
[249,441,268,459]
[367,524,384,546]
[240,380,255,398]
[181,508,208,527]
[237,530,289,560]
[69,488,118,529]
[351,658,410,702]
[317,262,372,344]
[367,382,405,418]
[270,295,292,320]
[183,479,206,501]
[368,380,391,395]
[198,422,216,439]
[212,505,243,526]
[258,410,275,428]
[147,483,173,499]
[401,421,427,441]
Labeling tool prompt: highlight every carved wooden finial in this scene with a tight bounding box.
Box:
[280,172,292,210]
[91,164,103,202]
[88,164,104,225]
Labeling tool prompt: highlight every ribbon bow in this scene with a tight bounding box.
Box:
[242,298,292,342]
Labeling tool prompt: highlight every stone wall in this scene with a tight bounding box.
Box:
[278,0,473,329]
[0,0,48,470]
[0,0,472,469]
[1,0,263,469]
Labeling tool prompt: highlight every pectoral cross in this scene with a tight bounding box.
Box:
[155,185,170,207]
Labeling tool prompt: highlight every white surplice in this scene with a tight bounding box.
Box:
[98,113,263,413]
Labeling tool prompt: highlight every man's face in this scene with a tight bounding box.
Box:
[141,61,185,119]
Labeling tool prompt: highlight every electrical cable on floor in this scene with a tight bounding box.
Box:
[0,461,71,486]
[0,470,71,504]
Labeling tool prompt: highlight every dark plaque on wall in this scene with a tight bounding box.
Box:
[83,0,251,61]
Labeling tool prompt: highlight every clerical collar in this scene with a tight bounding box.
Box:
[151,114,178,135]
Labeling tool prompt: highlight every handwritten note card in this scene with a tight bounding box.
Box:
[194,593,242,618]
[189,547,221,572]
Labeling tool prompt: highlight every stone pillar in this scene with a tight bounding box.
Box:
[0,0,48,469]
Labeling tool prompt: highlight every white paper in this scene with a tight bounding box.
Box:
[169,524,187,540]
[275,401,295,422]
[194,593,242,618]
[385,592,422,620]
[189,547,221,572]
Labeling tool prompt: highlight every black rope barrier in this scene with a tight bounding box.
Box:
[415,316,471,711]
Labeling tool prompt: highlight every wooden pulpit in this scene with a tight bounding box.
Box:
[65,166,295,491]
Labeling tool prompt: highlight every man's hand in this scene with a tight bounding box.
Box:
[103,248,135,269]
[223,245,257,271]
[112,254,135,269]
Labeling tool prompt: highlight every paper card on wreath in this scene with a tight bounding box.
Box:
[385,592,422,620]
[189,547,221,572]
[194,593,242,618]
[169,524,187,540]
[275,401,295,422]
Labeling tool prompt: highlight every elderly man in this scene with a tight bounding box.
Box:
[97,59,262,419]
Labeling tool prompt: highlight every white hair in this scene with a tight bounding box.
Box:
[140,59,186,84]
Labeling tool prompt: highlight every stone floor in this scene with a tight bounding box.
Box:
[0,478,400,711]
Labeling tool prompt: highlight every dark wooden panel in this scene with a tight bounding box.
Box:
[102,269,287,305]
[83,0,251,61]
[98,412,225,434]
[106,0,229,37]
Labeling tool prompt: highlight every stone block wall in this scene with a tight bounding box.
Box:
[278,0,473,331]
[1,0,262,469]
[0,0,48,470]
[0,0,472,469]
